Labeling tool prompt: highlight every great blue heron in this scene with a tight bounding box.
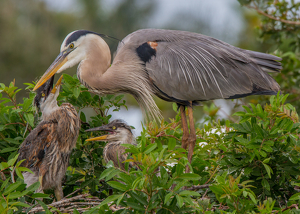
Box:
[33,29,281,163]
[18,76,80,201]
[85,119,135,170]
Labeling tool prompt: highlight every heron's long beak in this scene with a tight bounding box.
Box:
[51,75,63,94]
[85,125,112,141]
[33,51,68,91]
[85,135,108,142]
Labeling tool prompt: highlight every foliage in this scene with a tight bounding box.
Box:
[238,0,300,113]
[2,74,300,213]
[0,154,49,214]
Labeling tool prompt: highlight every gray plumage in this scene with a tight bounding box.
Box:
[116,29,280,105]
[33,28,281,164]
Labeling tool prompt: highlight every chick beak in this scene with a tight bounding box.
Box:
[50,75,63,94]
[85,125,113,142]
[85,135,109,142]
[33,51,68,91]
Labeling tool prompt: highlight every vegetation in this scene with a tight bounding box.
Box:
[1,75,300,213]
[1,0,300,213]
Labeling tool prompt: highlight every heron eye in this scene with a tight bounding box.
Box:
[42,93,45,97]
[69,43,74,49]
[112,126,116,130]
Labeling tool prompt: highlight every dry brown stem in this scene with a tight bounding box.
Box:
[247,5,300,25]
[28,193,102,213]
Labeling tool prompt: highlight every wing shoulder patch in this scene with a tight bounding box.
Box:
[136,42,157,63]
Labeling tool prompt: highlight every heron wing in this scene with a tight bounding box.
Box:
[118,29,281,103]
[18,121,56,169]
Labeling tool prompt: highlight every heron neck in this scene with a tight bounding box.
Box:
[77,40,112,90]
[41,100,59,121]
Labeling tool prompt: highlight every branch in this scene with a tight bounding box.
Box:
[187,184,242,191]
[28,193,103,213]
[274,204,299,213]
[186,184,210,191]
[247,5,300,25]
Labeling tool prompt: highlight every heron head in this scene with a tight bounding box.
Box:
[34,75,63,113]
[33,30,110,91]
[85,119,133,142]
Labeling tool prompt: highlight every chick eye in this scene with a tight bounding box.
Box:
[112,126,116,130]
[42,93,45,97]
[69,43,74,49]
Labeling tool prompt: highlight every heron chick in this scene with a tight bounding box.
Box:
[85,119,135,170]
[18,76,80,201]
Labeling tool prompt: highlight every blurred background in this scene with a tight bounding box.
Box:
[0,0,281,133]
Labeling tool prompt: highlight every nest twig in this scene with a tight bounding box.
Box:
[28,193,103,213]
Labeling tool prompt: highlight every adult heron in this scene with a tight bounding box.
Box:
[33,29,281,163]
[85,119,135,170]
[19,76,80,201]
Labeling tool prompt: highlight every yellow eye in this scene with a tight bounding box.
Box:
[42,93,45,97]
[112,126,116,130]
[69,43,74,49]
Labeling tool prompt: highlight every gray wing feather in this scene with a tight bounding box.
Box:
[117,29,281,102]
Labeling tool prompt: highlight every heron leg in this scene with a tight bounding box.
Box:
[187,104,196,164]
[54,185,63,201]
[38,175,43,191]
[180,105,189,150]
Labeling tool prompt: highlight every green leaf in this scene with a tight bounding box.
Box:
[23,182,40,195]
[98,194,122,207]
[3,181,22,195]
[73,209,80,214]
[244,167,253,175]
[164,192,173,204]
[168,138,176,150]
[263,158,271,164]
[15,168,23,180]
[9,201,30,208]
[0,147,18,154]
[7,191,24,199]
[126,202,145,211]
[32,193,51,198]
[179,190,200,197]
[130,192,147,206]
[1,178,10,191]
[289,192,300,201]
[24,113,34,127]
[37,200,51,214]
[248,192,257,204]
[107,181,127,191]
[99,167,115,180]
[262,179,270,191]
[177,173,200,180]
[235,137,248,144]
[143,143,157,154]
[7,154,19,166]
[262,163,273,178]
[74,87,80,98]
[176,195,184,208]
[209,185,224,195]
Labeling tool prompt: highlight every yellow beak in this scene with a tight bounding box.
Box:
[51,75,64,94]
[33,52,68,91]
[86,135,108,142]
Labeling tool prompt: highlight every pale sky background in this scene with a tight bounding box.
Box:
[43,0,245,134]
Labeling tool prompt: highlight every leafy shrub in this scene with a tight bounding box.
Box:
[1,75,300,213]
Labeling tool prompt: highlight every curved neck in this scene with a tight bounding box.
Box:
[77,38,111,90]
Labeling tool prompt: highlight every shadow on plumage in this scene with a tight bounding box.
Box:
[18,75,80,201]
[85,119,135,171]
[33,29,282,166]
